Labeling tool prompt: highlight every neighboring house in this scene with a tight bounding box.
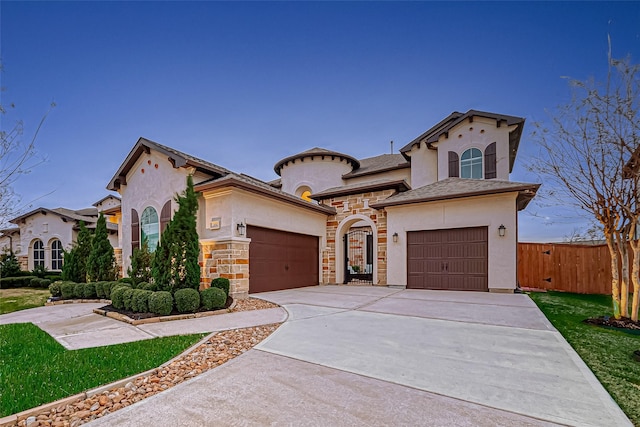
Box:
[2,202,120,273]
[108,109,539,298]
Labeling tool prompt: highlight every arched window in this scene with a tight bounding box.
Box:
[460,148,483,179]
[141,207,159,251]
[296,186,313,202]
[33,240,45,268]
[51,239,63,270]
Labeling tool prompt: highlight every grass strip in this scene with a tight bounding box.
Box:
[0,323,205,417]
[529,291,640,426]
[0,288,50,314]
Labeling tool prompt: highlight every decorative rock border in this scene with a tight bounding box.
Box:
[0,323,281,427]
[45,299,112,306]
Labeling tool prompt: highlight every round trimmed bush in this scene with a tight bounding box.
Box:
[139,282,157,292]
[30,278,51,288]
[83,282,97,299]
[60,281,76,299]
[104,281,120,299]
[94,282,107,299]
[49,281,62,297]
[119,277,135,285]
[74,283,85,299]
[149,291,173,316]
[210,277,230,298]
[122,288,135,311]
[111,286,126,309]
[200,287,226,311]
[174,288,200,313]
[132,289,152,313]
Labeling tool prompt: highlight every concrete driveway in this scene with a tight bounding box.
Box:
[85,285,631,427]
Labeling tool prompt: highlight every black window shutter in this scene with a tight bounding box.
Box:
[131,208,140,252]
[160,200,172,233]
[484,142,497,179]
[448,151,459,178]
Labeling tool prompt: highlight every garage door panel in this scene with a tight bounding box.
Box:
[247,226,318,293]
[407,227,488,292]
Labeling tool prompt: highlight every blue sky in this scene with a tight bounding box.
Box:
[2,1,639,241]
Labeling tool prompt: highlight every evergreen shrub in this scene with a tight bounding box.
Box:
[122,288,135,311]
[174,288,200,313]
[200,287,226,311]
[210,277,230,298]
[74,283,85,299]
[132,289,152,313]
[111,286,126,309]
[149,291,173,316]
[83,283,97,299]
[60,282,76,299]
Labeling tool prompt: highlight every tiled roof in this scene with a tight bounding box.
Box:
[108,137,231,191]
[310,179,410,200]
[268,178,282,188]
[274,147,360,176]
[342,154,409,179]
[11,207,99,225]
[195,173,336,215]
[371,178,540,211]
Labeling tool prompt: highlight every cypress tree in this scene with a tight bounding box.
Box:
[62,221,93,283]
[128,238,154,285]
[152,175,200,292]
[0,251,21,277]
[87,213,117,282]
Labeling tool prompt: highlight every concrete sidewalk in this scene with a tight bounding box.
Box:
[85,286,632,427]
[0,303,287,349]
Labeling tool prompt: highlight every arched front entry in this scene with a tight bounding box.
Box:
[335,214,377,285]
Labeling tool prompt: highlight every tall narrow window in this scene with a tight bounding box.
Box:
[33,240,45,268]
[51,239,63,270]
[460,148,483,179]
[140,207,160,251]
[448,151,459,178]
[484,142,497,179]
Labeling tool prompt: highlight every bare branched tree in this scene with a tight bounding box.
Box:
[532,54,639,321]
[0,64,55,227]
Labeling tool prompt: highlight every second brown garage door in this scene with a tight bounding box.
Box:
[247,226,319,293]
[407,227,488,291]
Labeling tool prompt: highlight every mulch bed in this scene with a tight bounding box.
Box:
[583,316,640,331]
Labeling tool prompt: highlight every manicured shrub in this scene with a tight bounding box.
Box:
[30,278,51,288]
[118,277,135,285]
[60,281,76,299]
[103,281,119,299]
[132,289,152,313]
[174,288,200,313]
[149,291,173,316]
[94,281,105,299]
[0,276,37,288]
[210,277,230,298]
[74,283,85,299]
[200,287,226,311]
[138,282,157,292]
[49,281,62,297]
[122,288,135,311]
[45,274,62,282]
[83,282,97,299]
[111,286,126,309]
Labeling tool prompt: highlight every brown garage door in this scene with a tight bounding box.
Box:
[247,226,319,293]
[407,227,488,291]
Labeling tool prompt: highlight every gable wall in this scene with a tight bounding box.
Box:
[13,212,75,271]
[344,168,411,187]
[435,117,511,182]
[408,144,439,188]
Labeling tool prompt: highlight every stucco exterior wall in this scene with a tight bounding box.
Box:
[118,150,206,273]
[385,192,518,290]
[279,157,353,195]
[434,117,512,181]
[13,212,75,271]
[407,144,438,189]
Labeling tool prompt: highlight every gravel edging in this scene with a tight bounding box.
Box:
[3,323,281,427]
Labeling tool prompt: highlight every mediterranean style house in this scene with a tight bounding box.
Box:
[0,199,120,272]
[106,109,539,298]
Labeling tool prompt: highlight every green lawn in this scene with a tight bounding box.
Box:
[0,323,205,417]
[529,291,640,426]
[0,288,50,314]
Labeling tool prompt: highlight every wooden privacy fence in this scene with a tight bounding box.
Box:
[518,242,636,294]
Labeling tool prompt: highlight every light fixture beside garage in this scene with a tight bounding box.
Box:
[237,222,246,237]
[393,232,398,243]
[498,224,506,237]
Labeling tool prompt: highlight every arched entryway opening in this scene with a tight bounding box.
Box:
[335,214,377,285]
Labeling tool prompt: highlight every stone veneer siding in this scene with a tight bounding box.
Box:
[320,189,395,285]
[199,239,249,299]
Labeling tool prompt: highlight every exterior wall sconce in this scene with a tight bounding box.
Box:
[237,222,246,237]
[498,224,506,237]
[392,232,399,243]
